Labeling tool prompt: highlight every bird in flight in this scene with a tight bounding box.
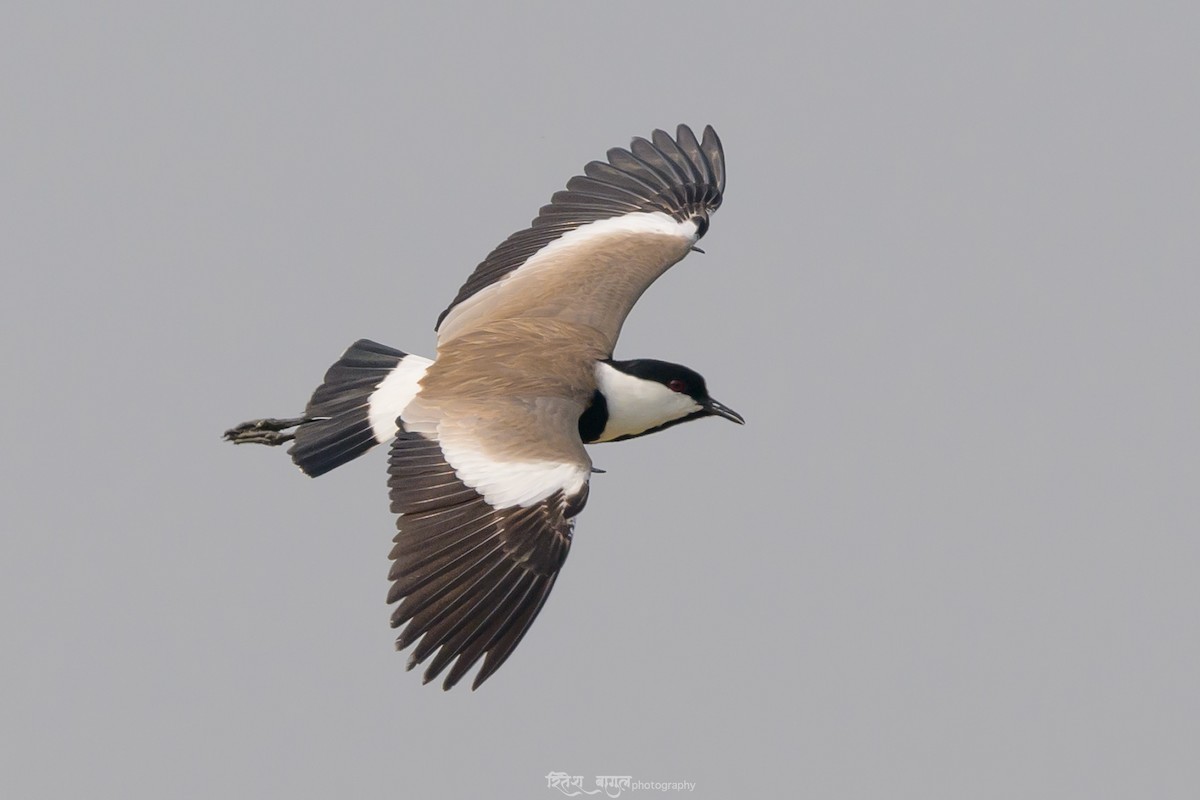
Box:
[226,125,742,690]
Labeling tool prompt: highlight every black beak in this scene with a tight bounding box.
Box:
[704,397,745,425]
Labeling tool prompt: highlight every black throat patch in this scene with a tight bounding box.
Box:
[577,390,609,444]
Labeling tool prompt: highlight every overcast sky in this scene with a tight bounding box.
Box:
[3,3,1198,798]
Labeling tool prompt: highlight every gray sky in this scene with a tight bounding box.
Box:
[3,3,1198,798]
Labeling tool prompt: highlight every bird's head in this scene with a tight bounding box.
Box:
[584,359,745,443]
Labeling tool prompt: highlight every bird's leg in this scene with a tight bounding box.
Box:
[223,416,312,446]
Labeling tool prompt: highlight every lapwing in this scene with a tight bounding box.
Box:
[226,125,742,689]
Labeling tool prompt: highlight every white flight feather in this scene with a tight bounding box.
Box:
[439,438,589,509]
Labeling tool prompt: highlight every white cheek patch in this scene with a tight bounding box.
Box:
[367,356,433,443]
[593,362,702,442]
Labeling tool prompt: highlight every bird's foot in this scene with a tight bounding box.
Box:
[223,416,310,446]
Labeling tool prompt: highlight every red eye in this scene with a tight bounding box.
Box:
[667,379,687,393]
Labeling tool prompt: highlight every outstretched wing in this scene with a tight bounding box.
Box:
[386,401,591,690]
[435,124,725,355]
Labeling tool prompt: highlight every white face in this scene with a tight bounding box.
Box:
[592,362,703,443]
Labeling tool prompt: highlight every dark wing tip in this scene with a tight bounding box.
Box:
[596,125,724,225]
[700,125,725,195]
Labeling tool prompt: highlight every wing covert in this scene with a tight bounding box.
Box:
[434,124,725,351]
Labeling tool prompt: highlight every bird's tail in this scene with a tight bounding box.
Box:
[225,339,431,478]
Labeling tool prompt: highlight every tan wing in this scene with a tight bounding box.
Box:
[436,125,726,356]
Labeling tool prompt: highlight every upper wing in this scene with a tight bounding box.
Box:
[386,400,591,690]
[435,125,725,355]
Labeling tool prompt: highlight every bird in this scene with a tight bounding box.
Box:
[225,124,742,690]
